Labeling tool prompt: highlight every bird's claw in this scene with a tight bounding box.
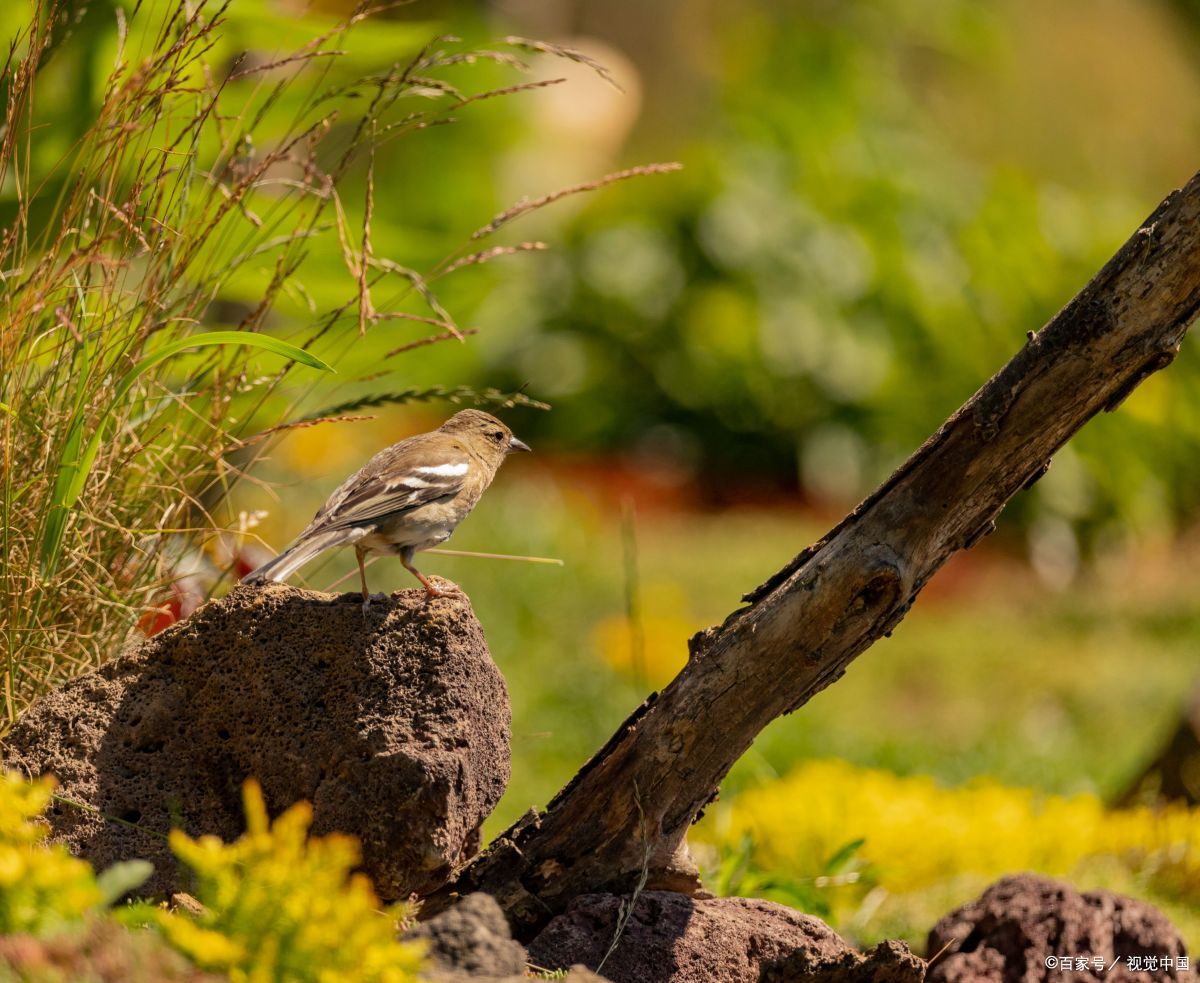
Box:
[422,577,463,601]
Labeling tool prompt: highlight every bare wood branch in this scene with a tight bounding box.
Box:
[428,171,1200,938]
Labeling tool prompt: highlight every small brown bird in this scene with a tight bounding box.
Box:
[242,409,530,608]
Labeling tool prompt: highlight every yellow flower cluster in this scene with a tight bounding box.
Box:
[0,771,102,936]
[156,780,425,983]
[698,759,1200,945]
[0,771,425,980]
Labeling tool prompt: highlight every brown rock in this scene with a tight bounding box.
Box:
[403,887,610,982]
[527,891,925,983]
[0,920,222,982]
[2,584,510,900]
[926,874,1189,983]
[408,892,529,978]
[764,937,927,982]
[405,891,609,981]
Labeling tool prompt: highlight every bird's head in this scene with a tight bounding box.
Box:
[439,409,531,465]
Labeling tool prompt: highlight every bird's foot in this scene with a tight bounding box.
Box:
[422,576,463,601]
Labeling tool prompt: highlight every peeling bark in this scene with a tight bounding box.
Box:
[426,172,1200,939]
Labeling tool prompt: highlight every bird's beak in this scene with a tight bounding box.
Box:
[508,436,531,453]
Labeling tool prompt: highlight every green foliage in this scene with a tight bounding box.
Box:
[0,773,103,937]
[149,781,424,983]
[708,834,867,923]
[480,0,1196,550]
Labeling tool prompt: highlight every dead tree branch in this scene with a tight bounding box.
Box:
[427,171,1200,938]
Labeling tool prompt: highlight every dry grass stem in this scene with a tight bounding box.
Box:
[1,0,669,727]
[502,36,624,91]
[470,163,683,240]
[385,328,480,358]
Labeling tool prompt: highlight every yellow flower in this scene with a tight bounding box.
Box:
[698,760,1200,947]
[0,770,103,935]
[157,781,425,983]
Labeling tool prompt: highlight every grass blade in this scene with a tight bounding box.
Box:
[39,334,333,574]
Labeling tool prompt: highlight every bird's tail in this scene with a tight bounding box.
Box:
[241,528,355,585]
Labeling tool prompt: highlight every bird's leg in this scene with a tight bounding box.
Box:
[356,545,371,612]
[400,547,456,599]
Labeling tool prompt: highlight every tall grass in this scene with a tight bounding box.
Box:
[0,0,665,725]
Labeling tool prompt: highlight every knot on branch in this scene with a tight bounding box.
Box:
[852,568,901,611]
[805,549,907,668]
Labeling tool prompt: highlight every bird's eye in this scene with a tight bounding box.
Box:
[491,431,504,442]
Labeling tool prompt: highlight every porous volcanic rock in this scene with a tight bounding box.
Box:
[2,584,510,900]
[407,892,529,978]
[407,891,607,981]
[926,874,1188,982]
[527,891,925,983]
[763,938,927,982]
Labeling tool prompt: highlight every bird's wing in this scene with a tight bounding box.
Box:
[311,433,471,531]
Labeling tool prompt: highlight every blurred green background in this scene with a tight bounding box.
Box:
[11,0,1200,951]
